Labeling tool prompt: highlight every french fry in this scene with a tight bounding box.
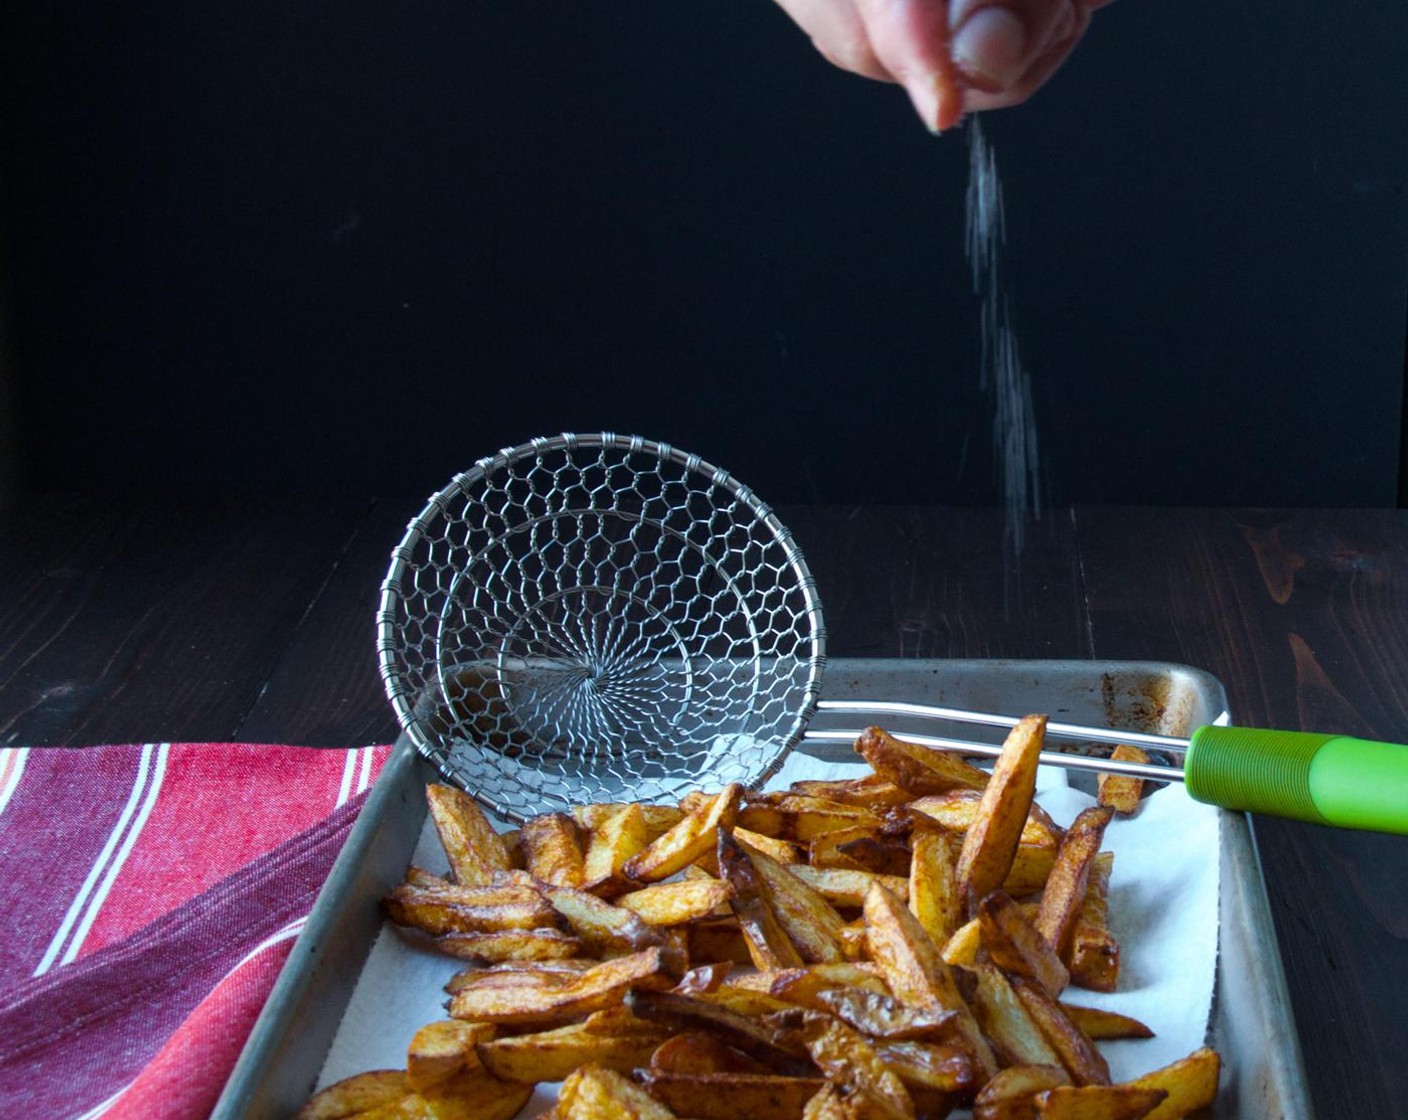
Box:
[520,811,586,888]
[557,1063,679,1120]
[862,882,997,1080]
[293,1070,413,1120]
[671,961,733,995]
[740,794,884,843]
[425,784,512,887]
[971,962,1064,1070]
[636,1070,827,1120]
[1033,1084,1166,1119]
[799,1012,915,1120]
[580,802,650,893]
[574,802,684,840]
[742,842,849,964]
[765,964,891,1011]
[688,917,753,965]
[801,1083,853,1120]
[447,946,668,1025]
[617,878,736,926]
[941,916,983,969]
[474,1014,669,1082]
[786,865,909,909]
[956,715,1048,915]
[1123,1047,1220,1120]
[908,791,1063,850]
[855,725,991,795]
[383,879,558,937]
[979,890,1070,997]
[718,831,806,970]
[871,1038,976,1094]
[973,1064,1072,1120]
[1035,808,1114,960]
[623,784,743,883]
[809,824,898,873]
[1060,1003,1153,1041]
[624,989,815,1076]
[1010,977,1111,1087]
[543,881,664,957]
[1068,852,1119,992]
[434,928,584,962]
[814,986,957,1042]
[1097,745,1152,816]
[649,1031,772,1074]
[788,774,914,810]
[908,828,962,949]
[691,826,802,873]
[406,1020,496,1092]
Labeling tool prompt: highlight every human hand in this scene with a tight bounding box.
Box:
[771,0,1113,131]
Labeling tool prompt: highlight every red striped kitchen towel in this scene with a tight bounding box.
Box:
[0,742,391,1120]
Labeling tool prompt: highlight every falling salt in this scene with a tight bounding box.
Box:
[965,118,1040,557]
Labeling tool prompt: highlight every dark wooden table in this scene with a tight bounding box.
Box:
[4,493,1406,1116]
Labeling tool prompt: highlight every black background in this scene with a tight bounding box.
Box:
[3,1,1406,507]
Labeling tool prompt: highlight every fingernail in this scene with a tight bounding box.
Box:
[951,5,1028,91]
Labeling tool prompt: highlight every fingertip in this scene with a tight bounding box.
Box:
[951,5,1029,92]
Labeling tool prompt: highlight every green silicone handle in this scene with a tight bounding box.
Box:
[1185,726,1408,834]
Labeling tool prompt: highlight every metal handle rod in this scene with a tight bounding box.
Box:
[814,699,1191,753]
[801,727,1185,783]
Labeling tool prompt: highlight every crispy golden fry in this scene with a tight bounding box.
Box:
[623,784,743,883]
[520,812,586,888]
[955,715,1048,915]
[557,1063,679,1120]
[808,824,900,873]
[425,785,512,887]
[1035,808,1114,960]
[767,963,892,1010]
[871,1038,975,1094]
[448,946,668,1025]
[799,1012,915,1120]
[786,865,909,908]
[624,989,815,1076]
[687,917,753,965]
[294,1070,412,1120]
[383,880,557,937]
[434,929,584,962]
[1059,1004,1153,1041]
[856,725,991,795]
[802,1083,854,1120]
[671,961,733,995]
[637,1070,827,1120]
[444,960,595,993]
[1068,853,1118,992]
[972,963,1064,1070]
[416,1069,533,1120]
[543,882,664,957]
[693,826,803,873]
[574,802,684,840]
[979,891,1070,997]
[700,985,799,1017]
[474,1013,669,1082]
[405,866,452,889]
[617,878,736,926]
[742,842,848,964]
[973,1065,1072,1120]
[580,803,650,893]
[1010,977,1110,1087]
[908,791,1063,850]
[1096,745,1151,815]
[862,883,997,1080]
[788,774,914,810]
[649,1031,772,1074]
[1123,1047,1220,1120]
[406,1021,495,1092]
[909,828,962,949]
[815,986,956,1041]
[941,916,983,969]
[1033,1084,1166,1119]
[718,831,806,970]
[1004,842,1059,896]
[739,795,884,843]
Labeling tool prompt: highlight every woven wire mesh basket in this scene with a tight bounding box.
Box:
[377,433,827,821]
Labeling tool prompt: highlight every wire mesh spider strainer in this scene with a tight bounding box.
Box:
[379,432,1408,833]
[377,433,826,822]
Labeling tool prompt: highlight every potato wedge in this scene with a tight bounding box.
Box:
[580,802,650,893]
[413,1069,533,1120]
[742,842,848,964]
[636,1070,827,1120]
[623,784,743,883]
[1068,852,1119,992]
[1060,1003,1153,1041]
[475,1014,669,1082]
[1033,1084,1166,1119]
[785,865,909,909]
[383,880,557,937]
[543,881,664,957]
[955,715,1047,915]
[425,784,511,887]
[617,878,735,926]
[718,831,806,970]
[624,989,815,1076]
[1010,977,1110,1086]
[648,1030,772,1074]
[799,1011,915,1120]
[814,986,956,1041]
[972,962,1064,1070]
[909,828,962,949]
[1123,1047,1220,1120]
[294,1070,412,1120]
[979,890,1070,997]
[1035,807,1114,959]
[973,1064,1071,1120]
[557,1063,679,1120]
[519,811,586,888]
[434,929,584,962]
[447,946,668,1025]
[407,1020,496,1092]
[1097,745,1152,816]
[908,791,1062,849]
[856,725,991,795]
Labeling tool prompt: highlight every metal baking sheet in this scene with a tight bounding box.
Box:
[212,658,1313,1120]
